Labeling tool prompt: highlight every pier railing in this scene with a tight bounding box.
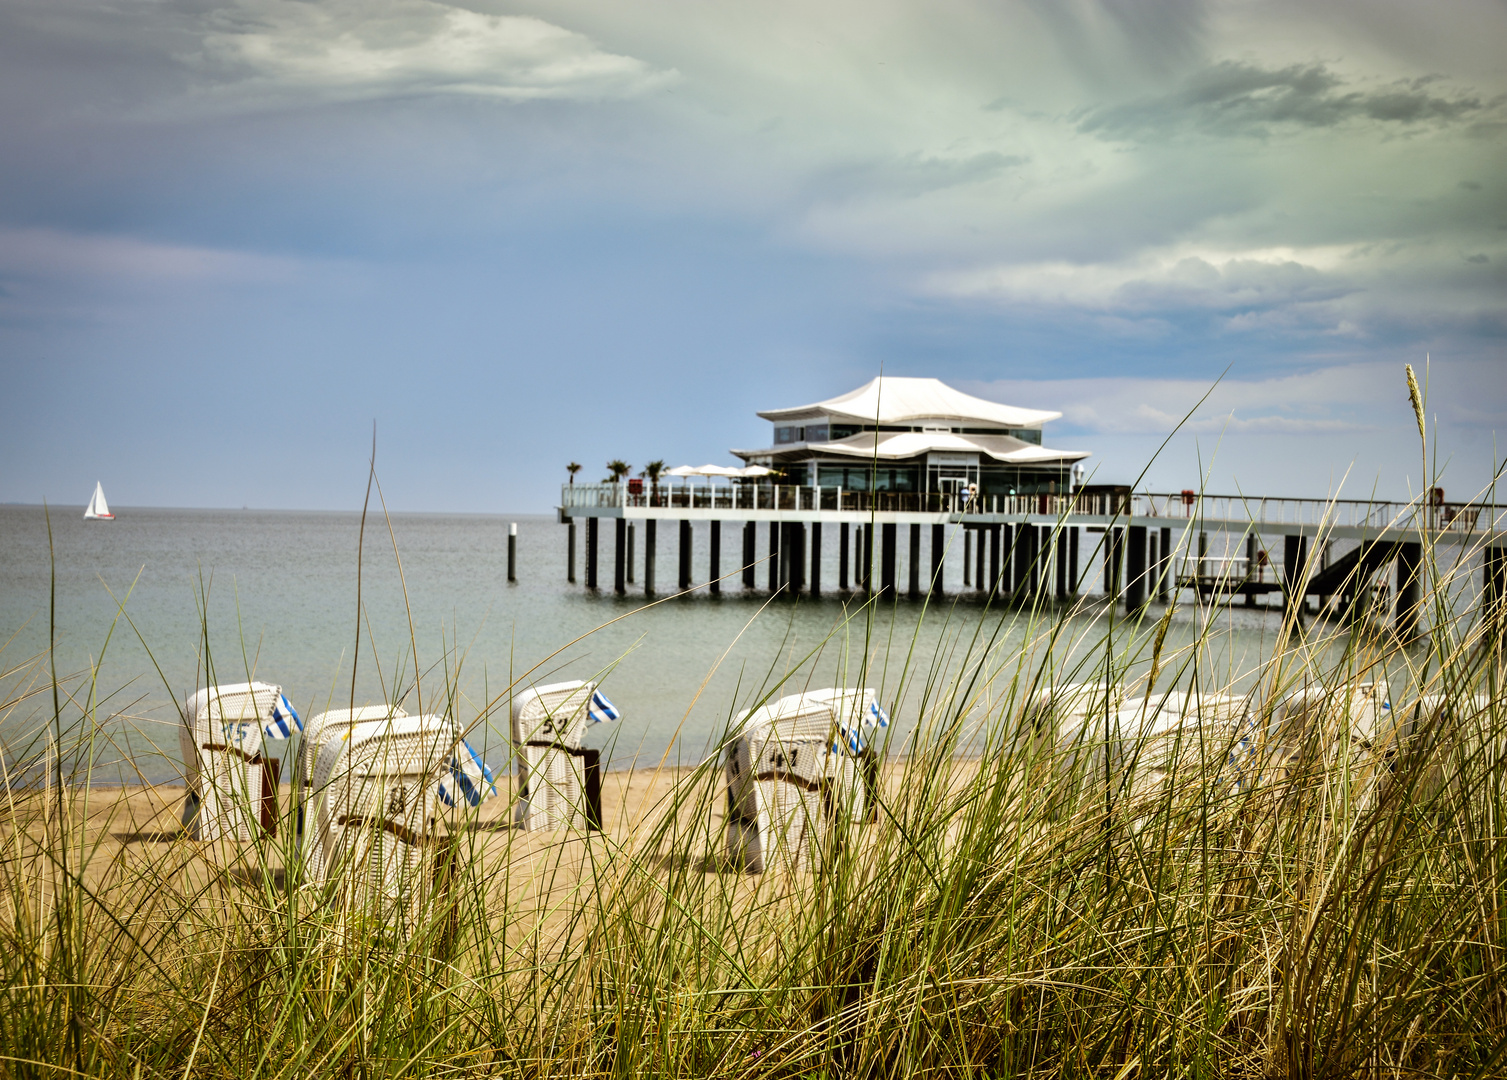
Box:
[560,483,1503,532]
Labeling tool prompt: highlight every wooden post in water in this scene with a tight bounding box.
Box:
[1283,534,1309,620]
[964,529,972,587]
[1482,546,1505,645]
[586,517,599,590]
[860,524,873,594]
[768,522,780,592]
[508,522,517,583]
[908,523,921,599]
[1126,525,1147,612]
[742,521,756,589]
[839,522,849,590]
[931,523,945,596]
[1158,527,1172,602]
[567,520,576,584]
[709,520,721,595]
[811,523,822,596]
[644,520,656,596]
[627,523,635,584]
[989,524,1001,598]
[1056,527,1068,600]
[678,520,692,591]
[1069,527,1080,595]
[1395,541,1422,640]
[880,523,897,598]
[614,518,626,595]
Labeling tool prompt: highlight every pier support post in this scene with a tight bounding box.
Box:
[1243,535,1257,607]
[1056,528,1068,601]
[908,523,921,599]
[975,527,986,592]
[839,523,850,590]
[586,517,599,590]
[1394,541,1422,639]
[768,522,780,592]
[861,524,873,594]
[931,523,945,596]
[1012,524,1034,600]
[614,518,626,595]
[677,520,692,591]
[1106,528,1123,599]
[644,520,656,596]
[508,522,517,583]
[964,529,972,587]
[779,522,806,593]
[880,523,897,598]
[811,523,822,596]
[742,522,756,589]
[1126,525,1147,612]
[1198,532,1209,586]
[1069,528,1080,595]
[1002,524,1016,598]
[1283,534,1309,619]
[989,525,1001,598]
[1158,528,1172,602]
[1482,547,1505,643]
[567,520,576,584]
[709,520,721,595]
[627,523,635,584]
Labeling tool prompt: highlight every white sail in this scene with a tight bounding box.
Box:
[84,481,113,520]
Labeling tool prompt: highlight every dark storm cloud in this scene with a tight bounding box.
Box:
[1080,60,1499,139]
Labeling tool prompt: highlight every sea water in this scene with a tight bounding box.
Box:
[0,505,1306,785]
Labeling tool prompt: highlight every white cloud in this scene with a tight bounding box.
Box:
[0,228,299,284]
[192,0,676,105]
[960,360,1505,437]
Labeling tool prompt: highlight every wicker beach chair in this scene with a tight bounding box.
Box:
[179,682,301,842]
[1044,686,1253,817]
[511,680,617,832]
[305,714,456,917]
[297,704,408,853]
[724,688,888,873]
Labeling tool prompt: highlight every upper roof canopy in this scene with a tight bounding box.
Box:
[757,376,1061,428]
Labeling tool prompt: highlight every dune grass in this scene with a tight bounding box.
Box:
[2,475,1507,1079]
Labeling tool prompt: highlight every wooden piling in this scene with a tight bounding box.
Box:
[908,523,921,599]
[1126,525,1147,611]
[585,517,598,590]
[627,523,635,584]
[839,522,850,590]
[678,520,692,591]
[614,518,626,595]
[768,522,780,592]
[811,522,822,596]
[508,522,517,584]
[709,520,721,595]
[1157,527,1171,602]
[880,523,897,598]
[742,521,756,589]
[931,523,945,596]
[644,519,656,596]
[567,520,576,584]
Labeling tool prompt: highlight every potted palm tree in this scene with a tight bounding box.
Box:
[567,462,581,485]
[643,460,666,507]
[605,460,631,484]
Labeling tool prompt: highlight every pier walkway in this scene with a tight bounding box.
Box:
[556,483,1507,637]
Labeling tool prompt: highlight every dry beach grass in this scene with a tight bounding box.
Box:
[4,456,1507,1077]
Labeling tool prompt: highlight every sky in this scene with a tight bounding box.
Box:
[1,0,1503,512]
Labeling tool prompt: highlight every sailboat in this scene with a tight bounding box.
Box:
[83,481,114,521]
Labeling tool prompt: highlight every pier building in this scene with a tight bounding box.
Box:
[557,376,1507,639]
[732,377,1089,499]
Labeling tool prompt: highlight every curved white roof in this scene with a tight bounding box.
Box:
[757,376,1060,427]
[732,430,1089,466]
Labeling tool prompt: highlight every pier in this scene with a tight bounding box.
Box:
[557,482,1506,634]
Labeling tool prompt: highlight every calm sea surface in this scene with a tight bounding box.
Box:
[0,505,1311,785]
